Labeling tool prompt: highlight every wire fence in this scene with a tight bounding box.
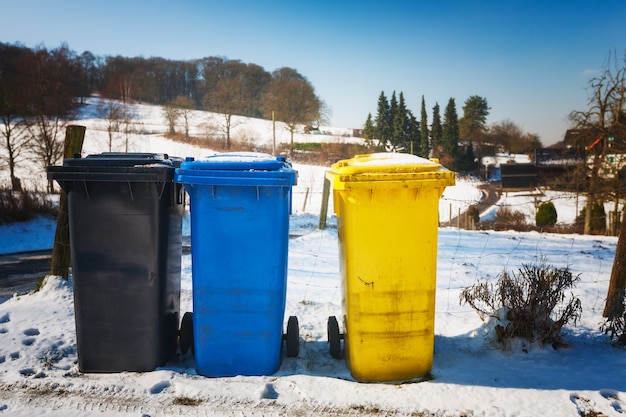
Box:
[286,222,615,333]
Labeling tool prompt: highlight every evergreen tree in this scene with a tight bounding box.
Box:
[363,112,376,147]
[374,91,392,149]
[459,95,490,141]
[431,103,442,156]
[392,92,409,151]
[457,140,479,172]
[407,111,420,155]
[389,91,398,127]
[442,97,459,157]
[420,95,429,157]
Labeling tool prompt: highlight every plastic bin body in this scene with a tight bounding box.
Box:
[47,153,184,373]
[176,152,297,377]
[326,153,455,382]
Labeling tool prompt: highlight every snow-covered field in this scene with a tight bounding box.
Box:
[0,99,625,416]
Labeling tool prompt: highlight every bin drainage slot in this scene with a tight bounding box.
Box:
[357,276,375,289]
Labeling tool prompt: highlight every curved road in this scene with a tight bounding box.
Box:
[446,182,501,227]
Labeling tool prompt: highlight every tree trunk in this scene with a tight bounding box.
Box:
[50,125,86,279]
[604,208,626,318]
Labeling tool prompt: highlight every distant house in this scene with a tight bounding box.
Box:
[534,128,626,186]
[480,152,532,184]
[352,129,364,138]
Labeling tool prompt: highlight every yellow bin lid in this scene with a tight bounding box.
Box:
[327,152,455,190]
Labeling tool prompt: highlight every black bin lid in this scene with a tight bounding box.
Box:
[48,153,178,183]
[63,152,174,167]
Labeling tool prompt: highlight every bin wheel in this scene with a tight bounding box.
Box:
[327,316,342,359]
[285,316,299,357]
[179,312,194,355]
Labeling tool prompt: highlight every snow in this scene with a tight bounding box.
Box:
[1,99,625,416]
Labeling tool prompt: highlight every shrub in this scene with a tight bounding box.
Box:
[467,205,480,226]
[0,189,56,224]
[536,201,557,227]
[459,259,582,350]
[495,204,526,226]
[601,285,626,345]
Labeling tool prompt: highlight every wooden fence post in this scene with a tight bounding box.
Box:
[50,125,86,279]
[319,177,331,230]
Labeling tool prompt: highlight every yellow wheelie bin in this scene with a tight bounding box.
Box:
[326,152,455,382]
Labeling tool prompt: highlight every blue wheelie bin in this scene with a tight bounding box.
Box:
[176,152,298,377]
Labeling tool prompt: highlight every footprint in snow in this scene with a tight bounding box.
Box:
[0,313,9,324]
[22,338,36,346]
[23,328,40,337]
[600,390,625,415]
[149,380,171,395]
[258,383,279,400]
[21,329,40,346]
[570,393,610,417]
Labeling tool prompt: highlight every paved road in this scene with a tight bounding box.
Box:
[445,182,501,227]
[0,250,50,300]
[0,237,192,298]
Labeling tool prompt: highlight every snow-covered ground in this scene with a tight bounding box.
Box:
[0,100,625,416]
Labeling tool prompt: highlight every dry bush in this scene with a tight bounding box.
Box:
[460,259,582,350]
[601,289,626,345]
[0,189,56,224]
[495,204,526,225]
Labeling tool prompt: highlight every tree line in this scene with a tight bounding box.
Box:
[0,42,323,191]
[362,91,542,171]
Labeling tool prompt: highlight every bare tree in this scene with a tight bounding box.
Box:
[0,44,30,191]
[204,77,245,149]
[173,96,195,139]
[162,101,180,135]
[262,67,321,153]
[569,52,626,235]
[23,46,80,192]
[0,114,28,191]
[572,52,626,339]
[97,99,124,151]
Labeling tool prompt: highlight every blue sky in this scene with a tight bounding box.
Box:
[3,0,626,145]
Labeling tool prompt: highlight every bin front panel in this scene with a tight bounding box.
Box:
[65,177,182,373]
[335,183,446,382]
[186,182,291,377]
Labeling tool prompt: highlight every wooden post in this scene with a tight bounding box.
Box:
[301,187,310,213]
[50,125,86,279]
[319,177,331,230]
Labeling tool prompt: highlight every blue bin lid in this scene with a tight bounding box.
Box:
[176,152,297,187]
[180,152,288,171]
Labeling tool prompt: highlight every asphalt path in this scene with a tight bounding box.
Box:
[0,237,192,298]
[0,250,50,300]
[444,182,501,227]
